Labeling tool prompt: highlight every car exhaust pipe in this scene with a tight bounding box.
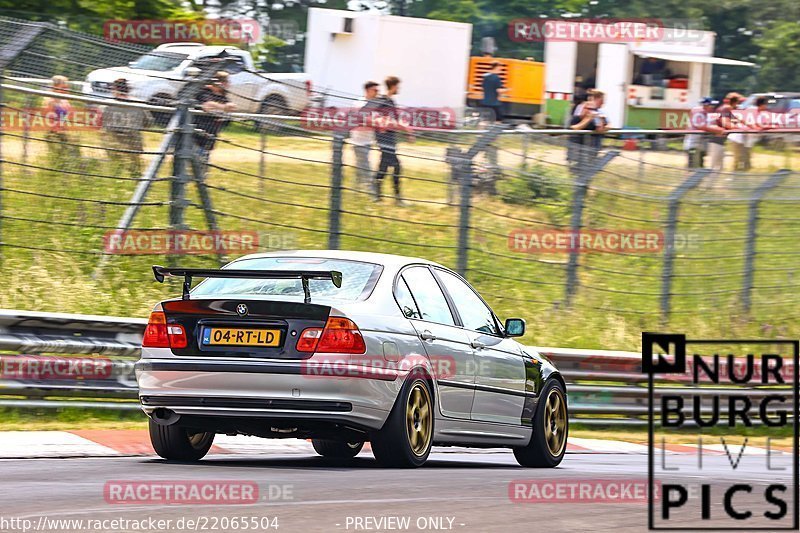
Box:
[151,408,180,426]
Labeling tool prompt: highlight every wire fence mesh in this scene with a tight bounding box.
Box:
[1,17,799,346]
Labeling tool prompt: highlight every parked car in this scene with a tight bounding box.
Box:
[84,43,312,118]
[740,92,800,114]
[136,250,568,468]
[739,92,800,148]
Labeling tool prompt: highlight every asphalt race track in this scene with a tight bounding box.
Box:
[1,450,790,532]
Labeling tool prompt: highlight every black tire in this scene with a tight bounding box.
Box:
[254,95,289,132]
[371,376,434,468]
[149,419,214,461]
[513,378,568,468]
[311,439,364,458]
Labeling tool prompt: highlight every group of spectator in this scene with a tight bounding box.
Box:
[683,92,770,172]
[41,71,235,178]
[350,76,414,205]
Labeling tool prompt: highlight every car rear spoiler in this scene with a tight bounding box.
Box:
[152,265,343,303]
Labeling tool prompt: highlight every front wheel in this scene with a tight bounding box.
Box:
[311,439,364,458]
[149,419,214,461]
[254,96,289,132]
[371,376,434,468]
[513,379,568,467]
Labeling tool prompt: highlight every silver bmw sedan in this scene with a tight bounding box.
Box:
[135,250,568,468]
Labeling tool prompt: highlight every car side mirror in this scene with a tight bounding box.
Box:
[504,318,525,337]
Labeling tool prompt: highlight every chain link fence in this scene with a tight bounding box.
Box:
[1,17,799,347]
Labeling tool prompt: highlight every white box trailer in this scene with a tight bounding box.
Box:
[542,23,754,128]
[305,8,472,114]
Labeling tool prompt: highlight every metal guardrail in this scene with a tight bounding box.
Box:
[0,310,793,425]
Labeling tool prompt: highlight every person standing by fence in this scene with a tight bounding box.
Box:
[350,81,379,192]
[193,71,237,174]
[102,78,151,177]
[726,93,750,171]
[569,90,608,174]
[42,75,80,160]
[373,76,413,205]
[481,62,507,123]
[707,94,737,172]
[683,97,718,168]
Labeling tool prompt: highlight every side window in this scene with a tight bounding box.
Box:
[436,270,499,335]
[394,277,421,319]
[400,267,455,326]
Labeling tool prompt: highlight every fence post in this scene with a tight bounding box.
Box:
[328,132,345,250]
[454,124,505,277]
[521,131,529,171]
[456,150,472,276]
[169,103,192,235]
[22,94,33,173]
[258,127,266,195]
[660,169,709,320]
[742,169,790,313]
[563,149,620,306]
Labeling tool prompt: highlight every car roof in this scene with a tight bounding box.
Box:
[153,43,244,58]
[228,249,447,271]
[747,92,800,98]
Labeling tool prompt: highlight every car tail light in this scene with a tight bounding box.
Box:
[296,317,366,354]
[167,324,188,348]
[142,311,187,349]
[296,327,323,352]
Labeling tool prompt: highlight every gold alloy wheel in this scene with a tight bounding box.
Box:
[543,388,567,457]
[405,382,432,456]
[188,431,210,448]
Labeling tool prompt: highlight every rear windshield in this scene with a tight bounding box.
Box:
[191,257,382,301]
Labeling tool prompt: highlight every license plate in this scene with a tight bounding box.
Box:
[201,327,281,347]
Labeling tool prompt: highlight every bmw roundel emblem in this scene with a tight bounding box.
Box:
[236,303,249,317]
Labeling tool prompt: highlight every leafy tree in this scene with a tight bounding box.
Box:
[754,20,800,91]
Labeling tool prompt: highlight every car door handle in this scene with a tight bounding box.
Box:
[419,330,437,342]
[470,339,486,349]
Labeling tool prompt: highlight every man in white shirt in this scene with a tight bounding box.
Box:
[350,81,379,191]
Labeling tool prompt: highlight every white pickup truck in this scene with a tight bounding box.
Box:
[84,43,312,116]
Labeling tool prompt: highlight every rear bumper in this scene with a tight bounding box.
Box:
[135,358,401,431]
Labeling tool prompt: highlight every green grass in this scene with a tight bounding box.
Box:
[0,406,146,431]
[1,118,799,350]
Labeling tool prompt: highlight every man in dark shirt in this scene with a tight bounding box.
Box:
[481,62,507,122]
[194,71,236,159]
[639,57,666,86]
[373,76,413,205]
[569,90,608,173]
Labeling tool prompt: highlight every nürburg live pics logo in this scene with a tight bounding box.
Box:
[644,332,799,530]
